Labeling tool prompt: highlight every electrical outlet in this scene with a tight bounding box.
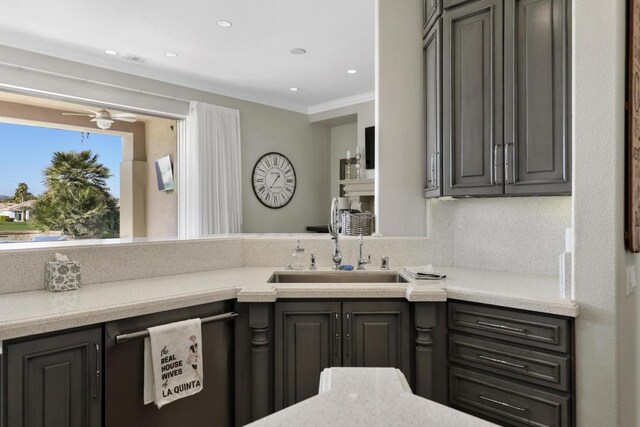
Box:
[626,266,638,296]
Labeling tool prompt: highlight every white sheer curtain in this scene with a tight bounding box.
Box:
[178,102,242,237]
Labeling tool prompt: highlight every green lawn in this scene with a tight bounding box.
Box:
[0,221,36,232]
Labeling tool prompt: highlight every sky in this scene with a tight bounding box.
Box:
[0,122,122,198]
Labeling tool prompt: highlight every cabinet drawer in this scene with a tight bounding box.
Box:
[449,333,569,391]
[450,367,570,427]
[448,302,570,353]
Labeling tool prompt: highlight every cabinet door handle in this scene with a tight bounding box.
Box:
[479,395,527,412]
[94,343,101,400]
[477,354,527,369]
[493,144,503,185]
[429,152,436,188]
[505,142,515,184]
[434,151,440,189]
[476,320,527,333]
[345,313,351,358]
[334,312,340,359]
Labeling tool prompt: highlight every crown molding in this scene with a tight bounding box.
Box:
[306,91,375,115]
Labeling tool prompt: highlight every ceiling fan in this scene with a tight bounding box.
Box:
[62,108,137,130]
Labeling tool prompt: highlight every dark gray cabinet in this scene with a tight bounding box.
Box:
[424,0,443,35]
[424,20,443,198]
[4,326,102,427]
[274,301,341,410]
[504,0,571,194]
[274,300,412,410]
[342,301,411,378]
[429,0,571,198]
[442,0,504,196]
[447,301,574,426]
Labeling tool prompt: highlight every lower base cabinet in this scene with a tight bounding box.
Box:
[274,300,412,410]
[447,301,574,427]
[3,326,102,427]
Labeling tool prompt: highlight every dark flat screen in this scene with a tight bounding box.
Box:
[365,126,375,169]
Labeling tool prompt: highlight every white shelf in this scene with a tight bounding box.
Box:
[339,178,375,197]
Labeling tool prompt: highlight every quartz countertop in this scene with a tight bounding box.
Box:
[248,367,497,427]
[0,266,578,340]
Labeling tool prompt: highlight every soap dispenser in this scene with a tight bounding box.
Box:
[291,240,307,270]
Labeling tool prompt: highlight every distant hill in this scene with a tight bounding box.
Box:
[0,195,10,201]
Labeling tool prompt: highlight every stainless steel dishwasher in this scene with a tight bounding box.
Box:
[104,300,236,427]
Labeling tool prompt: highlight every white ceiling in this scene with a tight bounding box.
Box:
[0,0,375,113]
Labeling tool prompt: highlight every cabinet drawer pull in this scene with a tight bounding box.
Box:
[476,320,526,333]
[479,395,527,412]
[477,354,527,369]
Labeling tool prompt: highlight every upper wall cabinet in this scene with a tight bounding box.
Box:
[504,0,571,194]
[424,0,443,35]
[442,0,504,197]
[424,21,443,198]
[425,0,571,198]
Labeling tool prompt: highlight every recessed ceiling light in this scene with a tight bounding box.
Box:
[289,87,299,92]
[290,48,307,55]
[165,51,177,58]
[217,20,232,28]
[347,69,358,74]
[104,49,118,55]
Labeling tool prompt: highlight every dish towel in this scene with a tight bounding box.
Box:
[143,318,203,408]
[404,264,447,280]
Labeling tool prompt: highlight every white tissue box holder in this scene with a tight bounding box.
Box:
[45,261,82,292]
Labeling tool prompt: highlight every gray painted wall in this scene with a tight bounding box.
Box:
[376,0,426,236]
[329,122,357,198]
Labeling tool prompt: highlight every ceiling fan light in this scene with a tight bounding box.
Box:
[95,118,114,130]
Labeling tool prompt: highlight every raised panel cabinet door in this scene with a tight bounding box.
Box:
[5,327,102,427]
[424,20,444,198]
[342,301,411,382]
[424,0,443,35]
[443,0,504,196]
[274,301,342,410]
[504,0,571,194]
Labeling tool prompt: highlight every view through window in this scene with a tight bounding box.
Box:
[0,122,122,243]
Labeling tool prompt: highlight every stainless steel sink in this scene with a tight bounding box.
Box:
[268,271,409,283]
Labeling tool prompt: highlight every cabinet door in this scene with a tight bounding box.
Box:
[424,20,443,198]
[504,0,571,194]
[424,0,443,35]
[443,0,504,196]
[342,301,411,381]
[274,301,342,410]
[5,327,102,427]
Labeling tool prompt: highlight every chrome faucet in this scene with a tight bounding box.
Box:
[310,253,317,270]
[357,235,371,270]
[329,198,342,270]
[381,256,390,271]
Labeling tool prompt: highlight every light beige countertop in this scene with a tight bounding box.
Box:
[0,266,578,341]
[248,367,497,427]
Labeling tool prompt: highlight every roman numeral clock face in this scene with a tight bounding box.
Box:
[252,152,297,209]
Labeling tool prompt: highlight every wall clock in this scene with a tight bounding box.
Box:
[252,152,297,209]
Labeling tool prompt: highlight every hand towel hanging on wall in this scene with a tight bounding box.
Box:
[143,318,203,408]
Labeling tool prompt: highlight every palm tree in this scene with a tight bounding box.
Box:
[32,150,119,239]
[13,182,33,203]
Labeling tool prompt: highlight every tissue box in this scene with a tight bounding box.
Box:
[45,261,81,292]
